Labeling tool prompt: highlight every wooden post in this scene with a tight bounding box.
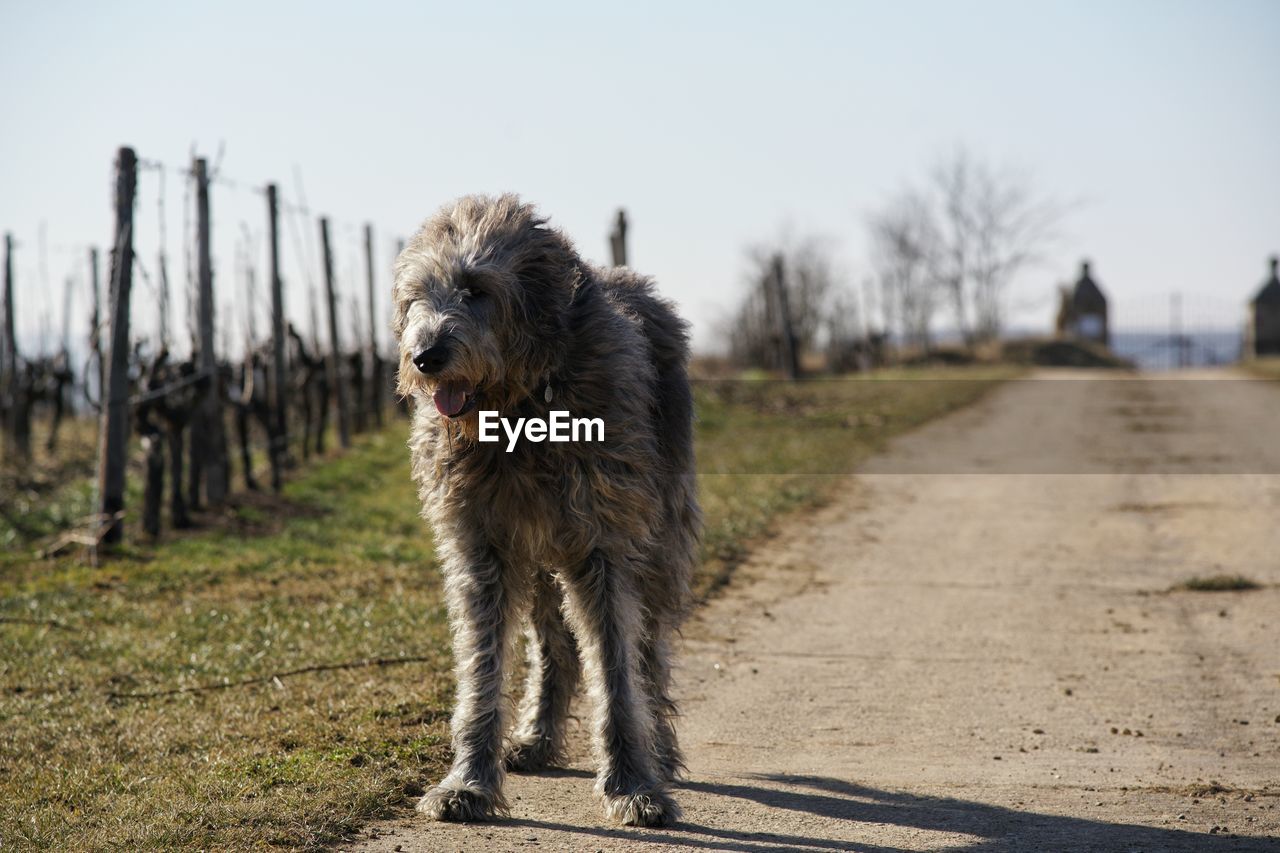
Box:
[2,233,14,401]
[88,246,103,399]
[97,147,137,545]
[609,209,628,267]
[157,249,171,351]
[347,296,366,434]
[60,275,74,355]
[363,223,383,428]
[308,287,321,352]
[141,428,164,537]
[167,410,191,528]
[194,157,228,504]
[320,217,351,448]
[768,253,800,380]
[266,184,288,490]
[1,232,31,460]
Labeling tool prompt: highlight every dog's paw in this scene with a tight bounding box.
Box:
[504,735,563,773]
[601,788,680,827]
[416,783,506,822]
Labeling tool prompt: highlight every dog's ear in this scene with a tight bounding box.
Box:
[512,226,578,338]
[390,243,428,341]
[516,227,579,292]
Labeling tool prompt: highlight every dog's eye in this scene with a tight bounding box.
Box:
[456,272,488,302]
[457,278,488,302]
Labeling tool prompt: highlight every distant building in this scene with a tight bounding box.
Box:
[1056,261,1109,346]
[1247,256,1280,358]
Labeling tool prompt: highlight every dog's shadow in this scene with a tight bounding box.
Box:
[508,772,1269,852]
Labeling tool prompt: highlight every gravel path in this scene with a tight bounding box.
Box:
[352,370,1280,852]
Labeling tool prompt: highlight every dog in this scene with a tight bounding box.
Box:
[392,194,701,827]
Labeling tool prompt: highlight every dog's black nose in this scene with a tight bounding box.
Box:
[413,343,451,375]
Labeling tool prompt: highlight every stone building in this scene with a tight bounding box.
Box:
[1247,256,1280,358]
[1056,260,1109,346]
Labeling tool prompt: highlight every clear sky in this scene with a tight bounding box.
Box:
[2,0,1278,356]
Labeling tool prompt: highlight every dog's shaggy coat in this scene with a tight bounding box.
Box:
[392,195,701,827]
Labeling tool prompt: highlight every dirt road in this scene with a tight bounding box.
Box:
[354,370,1280,852]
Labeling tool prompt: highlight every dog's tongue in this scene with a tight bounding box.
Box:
[432,380,474,417]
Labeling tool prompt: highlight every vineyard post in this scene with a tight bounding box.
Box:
[768,253,800,381]
[194,157,229,504]
[4,231,33,460]
[267,184,288,490]
[363,223,382,427]
[89,246,102,397]
[609,208,628,267]
[96,146,137,546]
[2,233,14,419]
[320,217,352,448]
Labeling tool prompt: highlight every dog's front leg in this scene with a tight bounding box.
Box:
[561,549,678,827]
[418,545,515,822]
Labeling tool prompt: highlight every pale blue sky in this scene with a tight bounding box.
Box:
[2,0,1277,354]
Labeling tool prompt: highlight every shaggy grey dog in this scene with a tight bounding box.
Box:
[391,194,701,827]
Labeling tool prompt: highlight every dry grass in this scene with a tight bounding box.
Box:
[0,366,1012,849]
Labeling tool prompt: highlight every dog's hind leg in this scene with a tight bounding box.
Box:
[640,618,684,783]
[561,549,678,827]
[506,569,579,772]
[418,545,517,822]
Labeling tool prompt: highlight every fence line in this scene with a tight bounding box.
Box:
[1,144,414,554]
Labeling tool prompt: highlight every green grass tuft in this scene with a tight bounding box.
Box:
[1172,574,1262,592]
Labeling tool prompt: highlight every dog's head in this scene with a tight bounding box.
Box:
[392,194,581,420]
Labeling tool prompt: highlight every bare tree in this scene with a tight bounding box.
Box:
[869,149,1062,348]
[725,234,842,369]
[931,152,977,344]
[930,148,1061,343]
[724,276,773,368]
[824,285,869,372]
[868,191,938,350]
